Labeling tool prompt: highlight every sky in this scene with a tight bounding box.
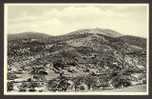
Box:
[5,4,149,38]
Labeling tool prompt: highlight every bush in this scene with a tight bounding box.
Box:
[29,88,36,92]
[19,88,26,92]
[8,73,18,80]
[7,81,14,91]
[19,82,27,92]
[29,82,39,88]
[79,85,86,90]
[142,79,146,84]
[47,80,58,91]
[112,77,131,88]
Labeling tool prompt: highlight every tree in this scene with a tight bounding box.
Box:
[31,65,48,81]
[108,41,134,88]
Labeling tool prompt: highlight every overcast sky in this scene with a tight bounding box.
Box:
[5,4,149,38]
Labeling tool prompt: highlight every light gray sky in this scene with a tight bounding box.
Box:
[5,4,149,38]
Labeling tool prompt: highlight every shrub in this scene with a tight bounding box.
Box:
[19,88,26,92]
[142,79,146,84]
[8,73,18,80]
[112,76,132,88]
[19,82,27,92]
[29,88,36,92]
[7,81,14,91]
[47,80,58,91]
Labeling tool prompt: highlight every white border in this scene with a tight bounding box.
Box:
[4,3,149,95]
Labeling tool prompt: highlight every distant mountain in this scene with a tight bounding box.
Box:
[66,28,123,38]
[8,32,52,41]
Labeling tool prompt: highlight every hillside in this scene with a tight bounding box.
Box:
[67,28,123,37]
[8,32,52,41]
[7,28,147,92]
[118,35,146,48]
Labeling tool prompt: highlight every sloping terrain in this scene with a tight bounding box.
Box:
[7,28,147,92]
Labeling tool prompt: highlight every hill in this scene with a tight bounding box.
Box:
[8,32,52,41]
[7,28,147,92]
[67,28,123,37]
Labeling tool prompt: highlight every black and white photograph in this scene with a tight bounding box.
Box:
[4,3,149,95]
